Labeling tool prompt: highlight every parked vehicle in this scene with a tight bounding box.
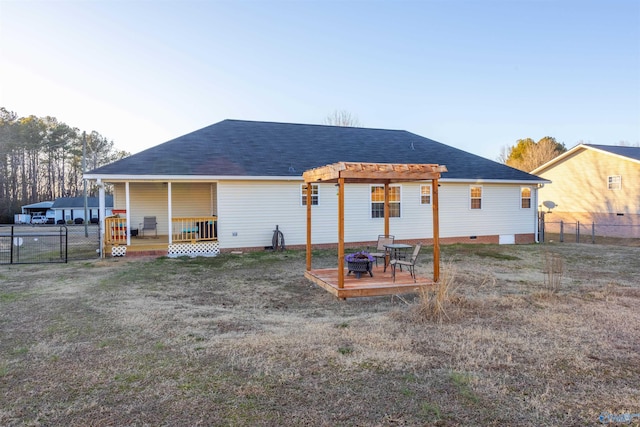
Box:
[14,214,31,224]
[31,215,48,224]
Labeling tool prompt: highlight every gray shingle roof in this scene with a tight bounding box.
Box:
[586,144,640,161]
[51,196,113,209]
[88,119,543,181]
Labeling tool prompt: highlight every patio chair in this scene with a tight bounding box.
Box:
[140,216,158,238]
[368,234,394,267]
[390,242,422,282]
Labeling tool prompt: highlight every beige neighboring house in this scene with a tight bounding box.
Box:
[532,144,640,238]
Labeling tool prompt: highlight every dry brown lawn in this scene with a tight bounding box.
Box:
[1,242,639,426]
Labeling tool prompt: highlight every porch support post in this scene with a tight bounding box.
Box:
[98,179,105,258]
[306,182,312,271]
[125,182,131,246]
[432,178,440,282]
[337,177,345,289]
[534,185,540,243]
[167,182,172,245]
[384,182,390,236]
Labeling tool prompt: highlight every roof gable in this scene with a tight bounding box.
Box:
[585,144,640,162]
[87,119,543,182]
[532,143,640,174]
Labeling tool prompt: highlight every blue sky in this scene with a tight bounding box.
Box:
[1,0,639,160]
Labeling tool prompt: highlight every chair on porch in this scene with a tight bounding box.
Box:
[368,234,394,267]
[140,216,158,238]
[390,242,422,282]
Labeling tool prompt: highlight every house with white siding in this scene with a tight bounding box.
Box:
[84,119,547,257]
[532,143,640,238]
[51,196,114,224]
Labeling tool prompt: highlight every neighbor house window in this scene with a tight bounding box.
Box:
[371,185,401,218]
[420,184,431,205]
[521,187,531,209]
[470,186,482,209]
[608,175,621,190]
[301,184,319,206]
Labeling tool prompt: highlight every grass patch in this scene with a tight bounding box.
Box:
[0,243,638,426]
[442,243,521,260]
[449,371,480,404]
[337,346,353,355]
[421,401,442,420]
[0,292,22,303]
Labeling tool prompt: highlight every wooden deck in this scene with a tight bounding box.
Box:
[106,235,170,256]
[305,264,435,299]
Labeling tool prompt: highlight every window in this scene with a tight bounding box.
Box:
[608,175,621,190]
[301,184,318,206]
[371,185,400,218]
[521,187,531,209]
[470,186,482,209]
[420,184,431,205]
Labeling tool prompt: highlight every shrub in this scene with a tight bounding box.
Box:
[413,262,460,323]
[543,251,564,294]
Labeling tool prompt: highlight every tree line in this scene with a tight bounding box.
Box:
[0,107,128,223]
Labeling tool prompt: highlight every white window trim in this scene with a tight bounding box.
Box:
[469,185,483,210]
[370,184,402,218]
[520,186,532,209]
[420,184,432,205]
[301,183,319,206]
[608,175,621,190]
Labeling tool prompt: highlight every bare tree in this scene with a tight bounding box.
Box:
[323,110,361,127]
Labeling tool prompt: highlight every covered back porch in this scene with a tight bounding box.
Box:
[96,180,220,257]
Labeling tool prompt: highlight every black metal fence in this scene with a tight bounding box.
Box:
[0,225,100,264]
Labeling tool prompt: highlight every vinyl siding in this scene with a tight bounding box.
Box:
[171,183,216,217]
[113,182,216,235]
[537,149,640,215]
[111,179,538,249]
[216,181,536,248]
[217,180,339,249]
[438,183,536,238]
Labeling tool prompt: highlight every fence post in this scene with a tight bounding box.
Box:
[577,221,580,243]
[10,226,14,264]
[560,220,564,242]
[64,226,68,263]
[592,222,595,244]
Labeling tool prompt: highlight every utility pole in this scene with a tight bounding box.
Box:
[83,131,88,237]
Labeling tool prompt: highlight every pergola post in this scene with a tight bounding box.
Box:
[306,182,312,271]
[384,182,390,236]
[432,178,440,282]
[337,178,345,288]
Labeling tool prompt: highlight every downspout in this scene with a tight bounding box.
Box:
[534,183,543,243]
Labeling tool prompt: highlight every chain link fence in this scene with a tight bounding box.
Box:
[0,225,100,264]
[541,220,640,246]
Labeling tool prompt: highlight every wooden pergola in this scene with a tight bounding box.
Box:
[303,162,447,298]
